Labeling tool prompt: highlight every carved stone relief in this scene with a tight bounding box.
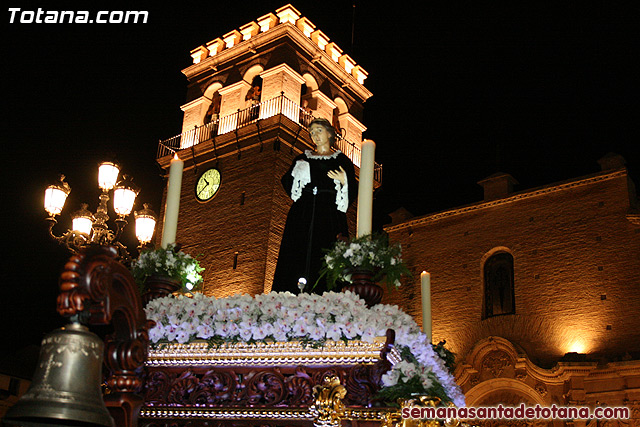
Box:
[482,350,512,378]
[534,383,547,397]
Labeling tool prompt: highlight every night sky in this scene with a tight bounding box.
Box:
[2,1,638,369]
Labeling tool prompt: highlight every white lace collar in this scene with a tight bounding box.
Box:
[304,149,341,160]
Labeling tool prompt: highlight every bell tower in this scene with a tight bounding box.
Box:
[156,4,378,297]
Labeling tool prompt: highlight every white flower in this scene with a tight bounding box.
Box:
[340,321,363,339]
[175,329,190,344]
[272,319,290,341]
[381,368,400,387]
[165,324,178,342]
[260,302,277,318]
[214,321,230,337]
[196,324,214,339]
[360,326,377,343]
[307,325,325,341]
[325,324,342,342]
[397,361,418,381]
[228,308,242,322]
[419,367,434,390]
[314,300,328,314]
[239,326,253,341]
[292,320,310,337]
[149,323,165,343]
[165,312,178,324]
[251,323,272,341]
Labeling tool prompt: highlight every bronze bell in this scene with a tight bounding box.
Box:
[3,323,114,426]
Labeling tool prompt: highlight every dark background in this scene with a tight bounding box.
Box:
[1,1,638,371]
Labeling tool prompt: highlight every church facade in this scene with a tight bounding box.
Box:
[384,154,640,425]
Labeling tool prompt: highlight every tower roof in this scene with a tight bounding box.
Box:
[184,4,371,102]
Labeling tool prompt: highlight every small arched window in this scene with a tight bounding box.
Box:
[483,252,515,319]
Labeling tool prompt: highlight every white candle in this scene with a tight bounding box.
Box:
[421,271,432,342]
[356,139,376,237]
[161,153,184,248]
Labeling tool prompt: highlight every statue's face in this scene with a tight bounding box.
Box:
[309,124,331,147]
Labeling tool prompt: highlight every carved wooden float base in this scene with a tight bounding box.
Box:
[140,335,400,426]
[139,334,468,427]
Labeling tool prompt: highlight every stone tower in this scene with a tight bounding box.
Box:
[155,4,378,298]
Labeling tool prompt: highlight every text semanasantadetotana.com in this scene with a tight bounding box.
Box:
[402,404,630,420]
[8,8,148,24]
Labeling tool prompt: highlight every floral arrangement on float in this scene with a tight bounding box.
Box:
[318,233,411,290]
[131,243,204,294]
[144,290,465,407]
[313,232,411,308]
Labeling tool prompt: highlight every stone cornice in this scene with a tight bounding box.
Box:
[180,96,209,112]
[313,89,337,107]
[338,112,367,133]
[260,62,306,84]
[182,23,372,103]
[518,358,589,384]
[585,361,640,377]
[548,362,599,380]
[385,169,629,233]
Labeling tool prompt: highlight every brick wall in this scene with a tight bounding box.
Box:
[385,170,640,366]
[171,144,293,298]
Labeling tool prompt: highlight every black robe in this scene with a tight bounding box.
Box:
[272,150,357,294]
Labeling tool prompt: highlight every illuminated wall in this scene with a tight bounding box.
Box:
[385,160,640,367]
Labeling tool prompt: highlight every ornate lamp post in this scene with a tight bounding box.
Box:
[44,161,157,262]
[134,203,158,249]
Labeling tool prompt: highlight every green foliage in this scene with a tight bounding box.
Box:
[377,341,456,407]
[376,372,452,407]
[432,340,456,371]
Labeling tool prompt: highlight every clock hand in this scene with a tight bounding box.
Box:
[197,182,210,196]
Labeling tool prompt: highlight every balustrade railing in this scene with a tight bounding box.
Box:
[157,93,382,183]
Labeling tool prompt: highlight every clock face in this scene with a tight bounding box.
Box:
[195,168,221,202]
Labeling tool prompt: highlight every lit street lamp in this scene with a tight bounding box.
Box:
[134,203,158,248]
[44,161,157,262]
